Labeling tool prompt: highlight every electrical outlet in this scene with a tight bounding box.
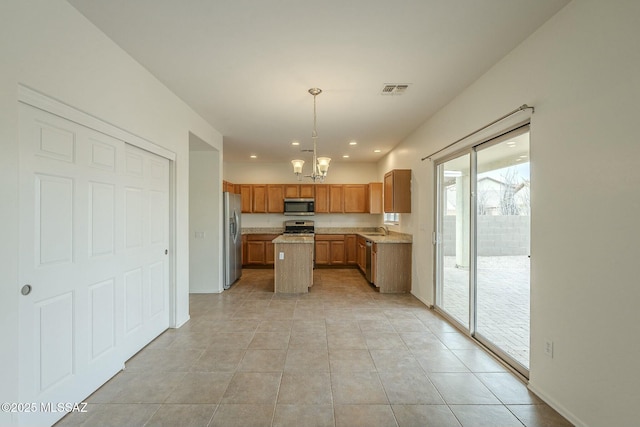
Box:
[544,340,554,358]
[279,252,284,260]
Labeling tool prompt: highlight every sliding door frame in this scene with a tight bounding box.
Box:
[433,122,531,378]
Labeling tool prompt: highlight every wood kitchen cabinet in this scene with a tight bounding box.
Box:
[384,169,411,213]
[372,242,412,293]
[300,184,314,198]
[343,184,368,213]
[243,234,278,266]
[356,235,367,272]
[284,184,315,198]
[368,182,383,214]
[314,184,329,213]
[267,184,284,213]
[345,234,357,265]
[315,234,346,265]
[240,185,252,213]
[252,184,268,213]
[329,185,344,213]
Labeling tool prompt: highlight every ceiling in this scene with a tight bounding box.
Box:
[68,0,568,164]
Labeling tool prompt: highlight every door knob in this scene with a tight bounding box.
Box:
[21,284,32,295]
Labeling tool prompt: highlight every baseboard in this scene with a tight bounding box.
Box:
[410,290,434,309]
[527,382,586,427]
[174,315,190,329]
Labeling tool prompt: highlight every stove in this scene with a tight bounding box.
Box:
[283,220,315,235]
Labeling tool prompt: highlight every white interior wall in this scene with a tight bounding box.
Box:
[381,1,640,426]
[0,0,222,420]
[189,136,223,293]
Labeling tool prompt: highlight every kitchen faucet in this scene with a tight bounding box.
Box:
[377,225,389,235]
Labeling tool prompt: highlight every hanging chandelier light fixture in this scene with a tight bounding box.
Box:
[292,88,331,182]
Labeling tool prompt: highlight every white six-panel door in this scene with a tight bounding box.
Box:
[18,103,169,426]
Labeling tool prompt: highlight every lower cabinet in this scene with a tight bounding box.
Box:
[371,242,412,293]
[356,235,367,273]
[315,234,357,266]
[243,234,278,266]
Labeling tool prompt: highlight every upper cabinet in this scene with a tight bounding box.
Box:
[284,184,315,199]
[368,182,383,214]
[343,184,368,213]
[384,169,411,213]
[267,185,284,213]
[231,181,383,214]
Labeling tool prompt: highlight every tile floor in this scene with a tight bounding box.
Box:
[56,268,571,427]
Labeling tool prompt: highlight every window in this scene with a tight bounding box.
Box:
[383,212,399,224]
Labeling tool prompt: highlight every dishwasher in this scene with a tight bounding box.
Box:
[365,240,373,283]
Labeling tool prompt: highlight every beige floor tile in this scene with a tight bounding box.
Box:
[284,347,330,372]
[191,348,245,372]
[249,332,291,349]
[145,404,216,427]
[273,404,335,427]
[392,405,461,427]
[74,403,159,427]
[378,370,444,404]
[476,372,542,405]
[331,371,388,404]
[369,349,423,372]
[110,371,185,403]
[165,372,233,404]
[210,404,274,427]
[449,404,524,427]
[238,349,287,372]
[77,269,572,427]
[334,404,397,427]
[412,348,470,373]
[222,372,282,404]
[364,332,408,350]
[428,372,501,404]
[327,331,368,350]
[507,404,574,427]
[329,349,376,372]
[277,372,333,405]
[451,348,509,373]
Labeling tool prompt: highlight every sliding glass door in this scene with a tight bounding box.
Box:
[435,127,530,376]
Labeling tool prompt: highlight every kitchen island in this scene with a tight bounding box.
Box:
[272,235,314,293]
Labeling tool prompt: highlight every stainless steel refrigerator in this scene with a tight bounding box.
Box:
[223,192,242,289]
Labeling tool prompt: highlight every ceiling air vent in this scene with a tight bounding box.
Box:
[381,84,410,95]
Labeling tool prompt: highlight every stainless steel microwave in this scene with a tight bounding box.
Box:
[284,198,315,216]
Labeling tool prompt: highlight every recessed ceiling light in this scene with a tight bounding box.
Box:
[374,149,381,153]
[250,155,257,159]
[291,141,300,146]
[342,155,350,158]
[349,141,357,146]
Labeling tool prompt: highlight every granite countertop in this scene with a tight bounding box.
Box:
[242,227,283,235]
[242,227,412,244]
[272,235,314,244]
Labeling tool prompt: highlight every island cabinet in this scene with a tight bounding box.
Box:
[372,242,412,293]
[384,169,411,213]
[243,234,279,266]
[273,235,314,293]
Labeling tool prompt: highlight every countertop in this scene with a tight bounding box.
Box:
[272,235,314,244]
[243,227,412,244]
